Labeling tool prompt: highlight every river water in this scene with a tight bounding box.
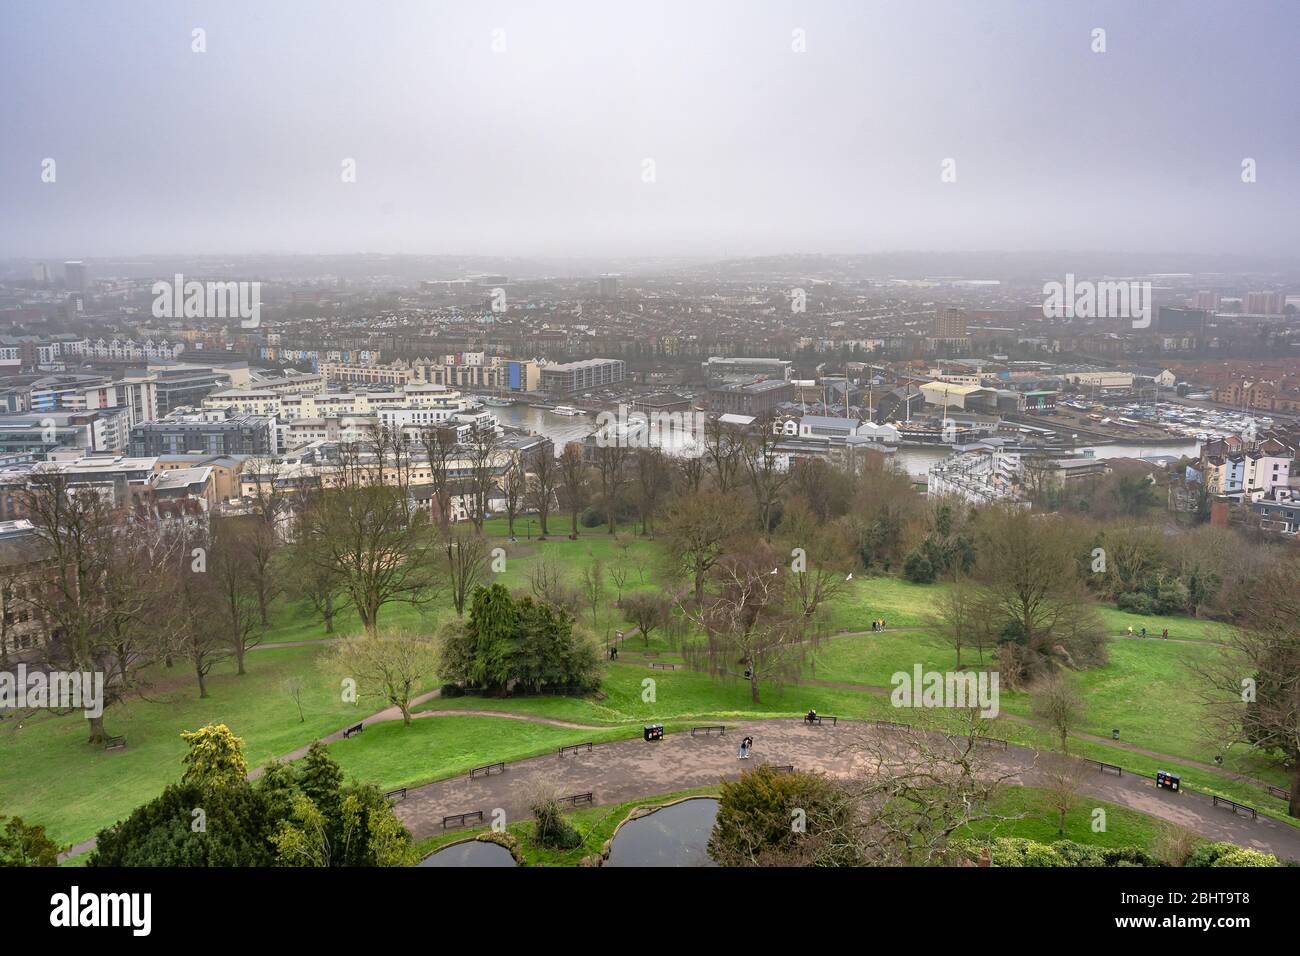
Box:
[496,403,1200,477]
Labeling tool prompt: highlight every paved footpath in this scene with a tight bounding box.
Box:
[395,717,1300,859]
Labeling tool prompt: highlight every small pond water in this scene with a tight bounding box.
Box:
[419,840,517,867]
[604,798,720,867]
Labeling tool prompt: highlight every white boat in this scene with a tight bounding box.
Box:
[550,405,584,416]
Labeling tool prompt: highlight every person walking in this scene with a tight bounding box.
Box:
[1162,628,1168,640]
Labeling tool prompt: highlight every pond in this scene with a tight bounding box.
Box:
[419,839,518,867]
[604,798,720,867]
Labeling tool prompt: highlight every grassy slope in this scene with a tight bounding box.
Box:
[3,528,1291,848]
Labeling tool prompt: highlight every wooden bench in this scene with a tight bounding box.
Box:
[104,735,126,752]
[1212,795,1258,821]
[469,762,505,779]
[342,723,364,739]
[1267,785,1292,801]
[803,714,837,726]
[1095,761,1123,776]
[649,662,679,670]
[384,788,407,803]
[442,810,484,830]
[973,736,1007,750]
[558,742,593,757]
[691,725,726,736]
[872,719,914,733]
[560,792,593,807]
[769,765,795,774]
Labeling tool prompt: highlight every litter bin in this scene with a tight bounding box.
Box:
[644,724,664,742]
[1156,770,1180,792]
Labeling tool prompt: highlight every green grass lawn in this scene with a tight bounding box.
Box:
[964,788,1182,851]
[326,715,643,792]
[5,529,1293,853]
[0,644,421,848]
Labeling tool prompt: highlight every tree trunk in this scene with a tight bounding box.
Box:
[86,713,107,745]
[323,592,335,633]
[196,664,208,699]
[234,641,246,676]
[1289,764,1300,819]
[749,672,760,704]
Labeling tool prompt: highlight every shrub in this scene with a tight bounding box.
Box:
[902,549,936,584]
[530,798,582,850]
[1210,848,1280,867]
[1117,591,1154,615]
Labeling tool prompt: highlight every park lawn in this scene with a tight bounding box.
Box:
[805,628,963,686]
[821,576,942,632]
[324,715,643,793]
[1097,607,1233,643]
[0,644,407,849]
[963,788,1184,852]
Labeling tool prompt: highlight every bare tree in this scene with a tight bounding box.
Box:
[607,553,629,606]
[593,444,631,534]
[634,446,670,537]
[679,544,813,704]
[675,454,706,497]
[704,418,743,494]
[297,443,437,637]
[622,592,669,647]
[1037,752,1089,836]
[207,516,264,676]
[581,559,605,629]
[843,710,1023,865]
[528,447,558,539]
[466,429,502,531]
[439,525,488,618]
[742,420,791,540]
[418,424,459,531]
[1029,673,1087,753]
[778,498,851,620]
[558,442,589,540]
[662,489,747,604]
[503,454,526,539]
[19,473,167,743]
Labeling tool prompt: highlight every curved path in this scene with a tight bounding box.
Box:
[394,717,1300,859]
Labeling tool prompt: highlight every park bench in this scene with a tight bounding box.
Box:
[803,714,837,726]
[973,736,1007,750]
[384,788,407,803]
[769,765,795,774]
[442,810,484,830]
[558,742,594,757]
[649,662,678,670]
[1267,785,1292,801]
[469,762,505,779]
[691,725,726,736]
[104,735,126,751]
[1212,795,1258,821]
[560,792,594,807]
[342,723,364,739]
[1095,761,1123,776]
[872,719,914,733]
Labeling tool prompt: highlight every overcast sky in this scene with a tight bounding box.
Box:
[1,0,1296,260]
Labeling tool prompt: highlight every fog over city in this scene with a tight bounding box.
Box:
[2,0,1297,260]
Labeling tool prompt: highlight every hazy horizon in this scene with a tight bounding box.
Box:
[3,0,1297,260]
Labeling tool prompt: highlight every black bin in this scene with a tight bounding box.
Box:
[1156,770,1180,791]
[644,724,664,742]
